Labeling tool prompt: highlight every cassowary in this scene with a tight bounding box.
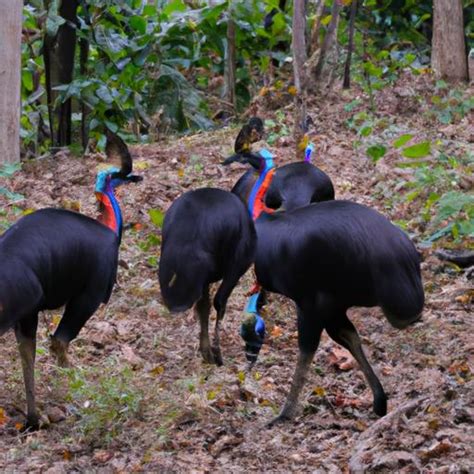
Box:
[227,150,424,424]
[0,130,141,429]
[223,120,334,212]
[158,188,256,365]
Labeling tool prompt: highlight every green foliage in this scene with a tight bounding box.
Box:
[400,150,474,242]
[401,141,431,159]
[265,112,290,145]
[148,208,165,228]
[21,4,49,155]
[63,363,143,445]
[428,87,474,125]
[0,163,24,203]
[366,144,386,162]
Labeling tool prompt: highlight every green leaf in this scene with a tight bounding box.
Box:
[22,70,34,92]
[393,134,413,148]
[163,0,186,16]
[366,144,386,162]
[96,86,114,105]
[0,187,24,202]
[0,162,21,178]
[359,125,373,137]
[321,15,332,26]
[406,190,420,202]
[149,209,165,228]
[364,62,383,78]
[129,16,147,34]
[402,141,431,158]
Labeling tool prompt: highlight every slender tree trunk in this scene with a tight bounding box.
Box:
[314,0,341,82]
[224,3,236,111]
[309,0,324,56]
[343,0,357,89]
[432,0,467,81]
[79,36,89,148]
[0,0,22,163]
[44,0,80,148]
[293,0,307,155]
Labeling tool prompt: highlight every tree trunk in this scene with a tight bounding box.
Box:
[309,0,324,56]
[44,0,79,148]
[292,0,307,155]
[343,0,357,89]
[0,0,22,163]
[313,0,341,82]
[432,0,467,81]
[224,4,236,111]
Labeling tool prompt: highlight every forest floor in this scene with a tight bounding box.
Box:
[0,74,473,473]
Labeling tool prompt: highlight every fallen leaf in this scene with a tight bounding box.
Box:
[150,366,165,376]
[421,440,452,460]
[287,85,298,96]
[328,346,356,371]
[313,386,326,397]
[270,325,283,338]
[0,408,8,426]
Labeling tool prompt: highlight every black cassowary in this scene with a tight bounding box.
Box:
[227,151,424,424]
[158,188,256,365]
[0,130,141,429]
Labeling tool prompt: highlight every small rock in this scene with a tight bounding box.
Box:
[121,344,144,369]
[90,321,116,347]
[46,406,66,424]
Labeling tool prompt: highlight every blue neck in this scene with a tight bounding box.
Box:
[247,148,275,218]
[102,182,123,243]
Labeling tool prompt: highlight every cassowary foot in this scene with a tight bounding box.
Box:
[211,345,223,367]
[49,336,71,368]
[374,396,388,417]
[200,346,216,365]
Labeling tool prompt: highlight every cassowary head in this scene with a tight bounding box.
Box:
[222,148,274,172]
[95,129,143,193]
[240,313,266,365]
[247,117,265,142]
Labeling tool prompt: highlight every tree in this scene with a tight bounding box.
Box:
[44,0,80,148]
[224,3,236,111]
[343,0,358,89]
[0,0,22,163]
[431,0,468,81]
[313,0,342,83]
[292,0,307,154]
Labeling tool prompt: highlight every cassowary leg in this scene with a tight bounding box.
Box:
[15,314,40,430]
[325,312,387,416]
[212,274,242,366]
[49,336,70,368]
[51,294,102,368]
[269,307,323,426]
[195,286,214,364]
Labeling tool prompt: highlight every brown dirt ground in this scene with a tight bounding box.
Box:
[0,75,473,473]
